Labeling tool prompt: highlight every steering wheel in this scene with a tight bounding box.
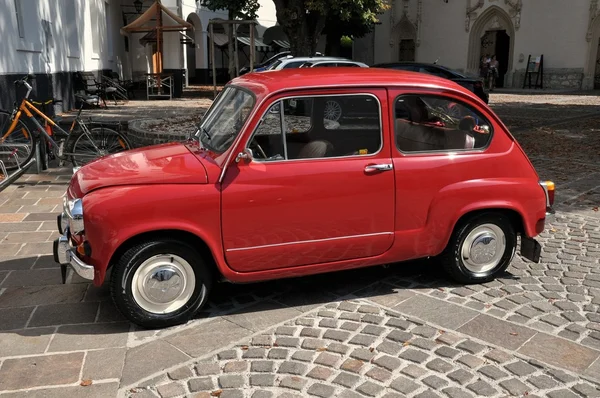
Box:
[249,139,268,159]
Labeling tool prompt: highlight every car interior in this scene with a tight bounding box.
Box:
[394,95,491,152]
[249,97,381,161]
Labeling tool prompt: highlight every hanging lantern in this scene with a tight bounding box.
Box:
[134,0,143,13]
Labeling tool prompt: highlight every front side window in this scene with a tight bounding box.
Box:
[394,94,493,153]
[198,86,255,154]
[248,93,382,161]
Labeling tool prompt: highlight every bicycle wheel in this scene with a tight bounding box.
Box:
[70,127,132,167]
[0,110,36,171]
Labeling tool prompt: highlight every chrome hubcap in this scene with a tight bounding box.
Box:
[324,100,342,121]
[132,254,195,314]
[461,223,505,274]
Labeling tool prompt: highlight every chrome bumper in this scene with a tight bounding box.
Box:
[53,228,94,283]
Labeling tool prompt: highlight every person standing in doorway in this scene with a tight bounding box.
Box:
[488,55,499,91]
[479,55,489,80]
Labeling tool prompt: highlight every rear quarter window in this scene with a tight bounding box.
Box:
[394,94,493,153]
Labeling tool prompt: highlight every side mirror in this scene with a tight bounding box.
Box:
[235,148,253,163]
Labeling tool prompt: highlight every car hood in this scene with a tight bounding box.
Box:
[68,142,208,197]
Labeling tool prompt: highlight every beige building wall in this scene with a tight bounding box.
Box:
[355,0,600,90]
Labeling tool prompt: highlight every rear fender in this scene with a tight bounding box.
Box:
[423,179,546,254]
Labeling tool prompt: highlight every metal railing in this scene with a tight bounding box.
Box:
[0,149,36,193]
[146,73,173,100]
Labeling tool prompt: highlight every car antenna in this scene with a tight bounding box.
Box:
[433,58,439,64]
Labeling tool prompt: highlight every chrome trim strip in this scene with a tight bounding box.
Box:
[226,231,394,252]
[279,99,288,160]
[539,180,553,209]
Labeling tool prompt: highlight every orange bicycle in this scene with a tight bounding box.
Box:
[0,74,132,172]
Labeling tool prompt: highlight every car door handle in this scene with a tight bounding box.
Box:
[364,163,393,173]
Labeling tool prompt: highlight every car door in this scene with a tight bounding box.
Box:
[220,89,395,273]
[390,88,499,257]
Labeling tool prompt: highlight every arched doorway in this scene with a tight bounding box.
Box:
[392,15,417,62]
[186,13,204,84]
[467,6,515,88]
[585,14,600,89]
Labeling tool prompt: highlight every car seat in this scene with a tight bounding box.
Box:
[296,140,334,159]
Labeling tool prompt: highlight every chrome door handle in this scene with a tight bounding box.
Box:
[364,163,393,173]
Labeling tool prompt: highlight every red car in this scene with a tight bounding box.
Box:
[54,68,555,328]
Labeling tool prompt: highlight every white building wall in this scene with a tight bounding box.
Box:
[512,0,588,70]
[416,1,468,69]
[366,0,596,89]
[0,0,129,76]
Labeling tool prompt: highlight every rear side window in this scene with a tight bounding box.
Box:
[394,94,493,153]
[421,66,454,79]
[392,65,418,72]
[282,61,305,69]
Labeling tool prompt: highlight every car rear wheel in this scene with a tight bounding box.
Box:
[110,239,212,328]
[440,212,516,284]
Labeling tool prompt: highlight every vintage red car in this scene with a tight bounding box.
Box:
[54,68,555,328]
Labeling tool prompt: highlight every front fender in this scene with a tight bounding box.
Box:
[424,178,546,254]
[82,184,224,286]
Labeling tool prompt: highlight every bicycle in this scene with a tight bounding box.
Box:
[0,74,132,172]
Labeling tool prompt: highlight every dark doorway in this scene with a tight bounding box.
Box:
[494,30,510,88]
[399,39,416,62]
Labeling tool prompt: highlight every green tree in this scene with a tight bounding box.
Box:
[322,0,388,56]
[273,0,389,56]
[201,0,260,79]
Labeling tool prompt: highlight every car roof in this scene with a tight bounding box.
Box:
[373,62,467,78]
[280,56,350,63]
[308,60,368,65]
[231,68,476,99]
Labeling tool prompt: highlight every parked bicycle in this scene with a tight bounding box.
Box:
[0,74,132,173]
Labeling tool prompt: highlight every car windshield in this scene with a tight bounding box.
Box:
[267,59,283,70]
[197,86,255,154]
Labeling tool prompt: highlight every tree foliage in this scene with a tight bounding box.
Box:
[200,0,260,20]
[273,0,389,56]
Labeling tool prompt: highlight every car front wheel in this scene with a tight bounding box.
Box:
[440,213,516,284]
[110,239,212,329]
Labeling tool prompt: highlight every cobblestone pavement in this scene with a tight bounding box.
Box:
[0,92,599,398]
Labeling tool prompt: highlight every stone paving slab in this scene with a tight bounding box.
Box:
[124,297,600,398]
